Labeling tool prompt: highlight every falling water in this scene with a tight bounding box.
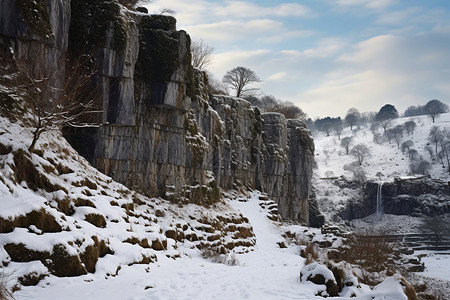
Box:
[376,182,384,217]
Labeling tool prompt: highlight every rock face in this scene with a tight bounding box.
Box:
[0,0,70,91]
[341,178,450,220]
[1,0,315,224]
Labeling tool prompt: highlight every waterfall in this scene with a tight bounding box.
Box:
[376,182,384,217]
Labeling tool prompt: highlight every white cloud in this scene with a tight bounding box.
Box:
[209,50,271,77]
[302,38,346,58]
[214,1,311,18]
[375,7,421,24]
[143,0,450,118]
[266,72,287,82]
[185,19,305,43]
[295,32,450,117]
[335,0,396,9]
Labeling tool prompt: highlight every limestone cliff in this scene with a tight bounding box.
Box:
[0,0,315,224]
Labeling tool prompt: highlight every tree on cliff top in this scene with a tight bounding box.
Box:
[191,40,215,70]
[222,66,261,98]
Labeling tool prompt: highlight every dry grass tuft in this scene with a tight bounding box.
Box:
[84,213,106,228]
[300,242,320,265]
[0,270,16,300]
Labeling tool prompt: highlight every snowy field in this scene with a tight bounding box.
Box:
[0,115,413,299]
[16,193,410,300]
[417,251,450,281]
[312,112,450,221]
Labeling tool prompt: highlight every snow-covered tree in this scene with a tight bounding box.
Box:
[340,136,353,154]
[345,108,361,130]
[428,126,443,156]
[424,99,449,123]
[350,144,371,165]
[404,120,417,135]
[401,140,414,155]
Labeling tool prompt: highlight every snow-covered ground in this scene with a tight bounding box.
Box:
[417,250,450,281]
[15,193,410,300]
[0,115,413,299]
[312,113,450,221]
[312,112,450,288]
[314,113,450,181]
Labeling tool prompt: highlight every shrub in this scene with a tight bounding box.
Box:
[338,229,397,284]
[201,244,239,266]
[0,271,15,300]
[300,242,320,265]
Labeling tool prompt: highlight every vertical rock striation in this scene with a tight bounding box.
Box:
[0,0,315,224]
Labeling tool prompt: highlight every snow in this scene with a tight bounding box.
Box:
[417,251,450,281]
[0,112,444,299]
[313,113,450,221]
[12,194,409,300]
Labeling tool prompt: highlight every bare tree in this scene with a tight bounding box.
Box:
[1,48,102,152]
[159,8,175,15]
[424,99,449,123]
[428,126,442,156]
[341,136,353,154]
[421,216,450,248]
[344,161,367,197]
[404,120,416,135]
[385,128,395,144]
[370,121,379,134]
[270,101,307,120]
[345,107,361,130]
[393,124,405,138]
[401,140,414,155]
[408,149,418,160]
[207,72,226,95]
[334,123,343,140]
[378,118,392,133]
[222,66,261,98]
[410,160,432,175]
[394,132,402,149]
[191,40,215,70]
[438,132,450,172]
[351,143,371,165]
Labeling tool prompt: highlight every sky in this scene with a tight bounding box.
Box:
[144,0,450,119]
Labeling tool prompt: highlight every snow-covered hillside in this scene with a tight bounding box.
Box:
[312,113,450,222]
[0,116,415,299]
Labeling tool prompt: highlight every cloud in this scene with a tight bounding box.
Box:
[186,19,308,43]
[375,7,421,24]
[301,38,346,58]
[266,72,287,82]
[335,0,396,10]
[209,50,271,77]
[215,1,311,18]
[295,32,450,117]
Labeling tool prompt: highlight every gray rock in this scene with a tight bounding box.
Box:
[1,0,316,224]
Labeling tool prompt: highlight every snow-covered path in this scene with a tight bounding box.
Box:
[17,193,410,300]
[17,194,313,300]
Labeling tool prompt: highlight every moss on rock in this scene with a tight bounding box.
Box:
[69,0,127,55]
[16,0,53,39]
[135,15,182,84]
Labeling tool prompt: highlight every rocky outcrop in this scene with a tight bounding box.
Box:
[0,0,70,91]
[1,0,315,224]
[341,177,450,220]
